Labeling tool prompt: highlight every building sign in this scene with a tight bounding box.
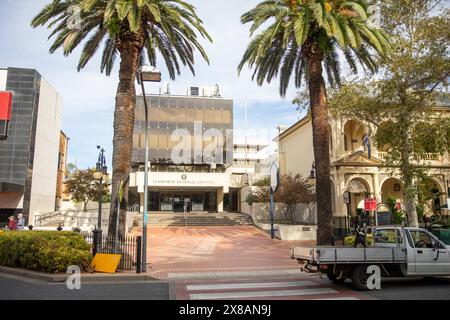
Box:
[364,198,377,211]
[0,92,12,121]
[132,172,229,192]
[270,162,279,192]
[0,92,12,139]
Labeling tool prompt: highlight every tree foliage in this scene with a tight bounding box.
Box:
[248,174,316,222]
[238,0,391,96]
[65,169,110,212]
[329,0,450,227]
[31,0,211,79]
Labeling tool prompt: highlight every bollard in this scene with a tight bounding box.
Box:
[92,227,102,257]
[136,236,142,274]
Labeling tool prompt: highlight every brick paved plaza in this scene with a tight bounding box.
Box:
[131,226,314,279]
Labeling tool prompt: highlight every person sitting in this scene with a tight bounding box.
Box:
[7,216,17,231]
[16,214,25,230]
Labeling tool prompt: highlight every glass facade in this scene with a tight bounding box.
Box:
[132,95,233,171]
[149,191,218,213]
[131,94,234,213]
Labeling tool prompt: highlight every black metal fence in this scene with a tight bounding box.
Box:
[333,214,396,240]
[82,232,142,272]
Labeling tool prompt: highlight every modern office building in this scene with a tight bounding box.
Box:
[0,67,62,225]
[231,138,269,175]
[129,87,240,213]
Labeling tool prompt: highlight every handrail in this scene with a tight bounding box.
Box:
[128,204,140,213]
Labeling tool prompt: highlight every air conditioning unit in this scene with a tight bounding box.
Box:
[190,87,200,96]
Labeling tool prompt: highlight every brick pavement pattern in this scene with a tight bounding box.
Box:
[131,226,315,279]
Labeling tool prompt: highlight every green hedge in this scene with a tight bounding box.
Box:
[0,231,91,274]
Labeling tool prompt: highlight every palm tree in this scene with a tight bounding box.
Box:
[32,0,211,236]
[238,0,390,245]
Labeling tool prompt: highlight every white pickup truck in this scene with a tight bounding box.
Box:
[291,227,450,290]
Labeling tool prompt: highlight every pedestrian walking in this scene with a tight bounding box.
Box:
[354,224,367,248]
[16,213,25,230]
[7,216,17,231]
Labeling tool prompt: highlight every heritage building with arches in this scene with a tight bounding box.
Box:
[277,98,450,219]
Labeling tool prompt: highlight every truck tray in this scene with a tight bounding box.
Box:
[291,246,407,264]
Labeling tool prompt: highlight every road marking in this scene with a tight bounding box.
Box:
[187,281,318,291]
[168,269,302,279]
[189,288,338,300]
[314,297,360,300]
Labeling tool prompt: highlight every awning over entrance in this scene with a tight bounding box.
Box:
[347,179,368,193]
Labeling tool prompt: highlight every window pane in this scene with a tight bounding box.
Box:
[409,231,433,248]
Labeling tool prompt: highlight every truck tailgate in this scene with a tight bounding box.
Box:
[291,246,407,264]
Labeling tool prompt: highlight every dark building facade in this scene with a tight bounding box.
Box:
[0,68,62,226]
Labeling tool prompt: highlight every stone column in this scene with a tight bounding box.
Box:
[336,172,348,216]
[217,188,224,213]
[373,173,380,203]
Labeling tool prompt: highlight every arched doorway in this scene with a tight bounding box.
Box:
[381,178,404,204]
[346,177,371,217]
[418,177,444,216]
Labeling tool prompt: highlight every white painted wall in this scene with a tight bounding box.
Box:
[279,121,314,178]
[29,78,62,221]
[0,69,7,90]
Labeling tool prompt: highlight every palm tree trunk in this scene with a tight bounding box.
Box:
[307,52,333,245]
[108,34,143,238]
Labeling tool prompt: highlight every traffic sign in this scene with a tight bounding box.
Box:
[270,162,279,192]
[364,198,377,211]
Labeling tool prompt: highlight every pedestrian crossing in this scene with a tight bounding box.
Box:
[176,277,367,300]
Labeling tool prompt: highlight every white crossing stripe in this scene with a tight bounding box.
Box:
[168,269,302,279]
[314,297,360,300]
[189,288,338,300]
[187,281,318,291]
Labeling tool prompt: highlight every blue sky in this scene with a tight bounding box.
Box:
[0,0,307,169]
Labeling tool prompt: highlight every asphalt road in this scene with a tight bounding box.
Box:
[0,273,172,300]
[340,276,450,300]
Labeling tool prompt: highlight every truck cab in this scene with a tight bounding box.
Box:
[372,227,450,275]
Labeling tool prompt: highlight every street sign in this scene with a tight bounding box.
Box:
[364,198,377,211]
[270,162,279,192]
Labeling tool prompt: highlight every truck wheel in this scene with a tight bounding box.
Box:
[351,265,370,291]
[326,269,346,284]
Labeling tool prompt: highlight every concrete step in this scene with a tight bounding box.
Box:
[133,213,254,227]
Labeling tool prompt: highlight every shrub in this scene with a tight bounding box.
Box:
[0,231,91,274]
[344,234,373,247]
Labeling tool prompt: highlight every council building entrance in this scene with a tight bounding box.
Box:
[149,191,218,213]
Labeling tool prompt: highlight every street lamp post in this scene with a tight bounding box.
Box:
[137,66,161,273]
[93,146,108,233]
